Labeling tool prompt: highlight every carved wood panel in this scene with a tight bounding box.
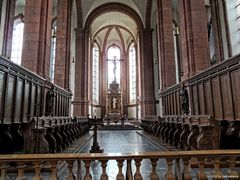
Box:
[230,70,240,119]
[23,82,30,122]
[3,75,15,124]
[211,77,223,119]
[220,74,234,119]
[204,80,213,115]
[198,83,206,115]
[14,78,23,123]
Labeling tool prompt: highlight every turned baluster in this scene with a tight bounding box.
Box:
[134,159,143,180]
[126,159,133,180]
[165,158,175,180]
[212,158,224,179]
[181,158,192,180]
[49,161,58,180]
[197,158,207,180]
[0,163,10,180]
[116,159,124,180]
[100,160,108,180]
[33,161,42,180]
[67,160,75,180]
[150,158,159,180]
[83,160,92,180]
[16,162,26,180]
[227,157,239,178]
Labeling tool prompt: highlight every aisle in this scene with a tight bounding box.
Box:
[78,130,166,153]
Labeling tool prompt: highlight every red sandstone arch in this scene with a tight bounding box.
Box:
[84,2,144,30]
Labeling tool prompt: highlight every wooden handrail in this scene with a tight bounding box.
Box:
[0,150,240,180]
[0,150,239,161]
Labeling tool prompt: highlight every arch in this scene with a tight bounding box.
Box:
[84,2,144,30]
[145,0,152,28]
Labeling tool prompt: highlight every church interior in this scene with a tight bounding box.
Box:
[0,0,240,179]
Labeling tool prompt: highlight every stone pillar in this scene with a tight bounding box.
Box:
[21,0,52,79]
[72,28,89,116]
[54,0,71,89]
[179,0,209,80]
[139,28,156,117]
[156,0,176,89]
[2,0,16,58]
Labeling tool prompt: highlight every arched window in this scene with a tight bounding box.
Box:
[50,20,57,82]
[129,43,136,102]
[173,23,181,83]
[225,0,240,56]
[107,46,121,87]
[92,44,100,103]
[11,19,24,65]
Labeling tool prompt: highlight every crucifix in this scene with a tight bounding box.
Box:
[106,56,124,82]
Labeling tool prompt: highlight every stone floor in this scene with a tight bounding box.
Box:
[7,128,237,179]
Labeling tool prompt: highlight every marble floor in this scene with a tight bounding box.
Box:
[74,130,170,180]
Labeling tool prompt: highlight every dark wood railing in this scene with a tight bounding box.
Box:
[0,150,239,179]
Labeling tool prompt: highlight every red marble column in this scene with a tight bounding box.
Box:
[54,0,71,89]
[2,0,16,58]
[72,28,90,116]
[21,0,52,79]
[156,0,176,89]
[179,0,209,80]
[139,28,156,117]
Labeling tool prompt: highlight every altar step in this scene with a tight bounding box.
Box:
[97,122,142,130]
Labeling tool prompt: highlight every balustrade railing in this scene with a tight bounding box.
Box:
[0,150,239,179]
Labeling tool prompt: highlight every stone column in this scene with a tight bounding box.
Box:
[21,0,52,79]
[72,28,89,116]
[179,0,209,80]
[2,0,16,58]
[139,28,156,117]
[54,0,71,89]
[156,0,176,89]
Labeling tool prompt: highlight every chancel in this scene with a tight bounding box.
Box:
[1,0,240,179]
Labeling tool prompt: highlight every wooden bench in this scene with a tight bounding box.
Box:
[23,116,90,153]
[141,115,220,150]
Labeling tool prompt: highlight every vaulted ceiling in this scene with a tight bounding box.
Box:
[82,0,147,52]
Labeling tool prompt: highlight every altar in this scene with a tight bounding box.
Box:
[106,80,123,123]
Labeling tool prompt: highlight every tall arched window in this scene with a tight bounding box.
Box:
[11,19,24,65]
[225,0,240,56]
[129,43,136,102]
[92,44,100,103]
[173,23,181,83]
[107,46,121,87]
[50,20,57,82]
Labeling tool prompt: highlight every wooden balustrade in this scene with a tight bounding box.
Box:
[0,150,239,179]
[141,115,220,150]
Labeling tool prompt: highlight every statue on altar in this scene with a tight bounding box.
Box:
[112,97,117,109]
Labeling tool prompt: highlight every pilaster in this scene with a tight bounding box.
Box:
[180,0,209,80]
[21,0,52,79]
[156,0,176,89]
[72,28,90,116]
[54,0,72,88]
[139,28,156,117]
